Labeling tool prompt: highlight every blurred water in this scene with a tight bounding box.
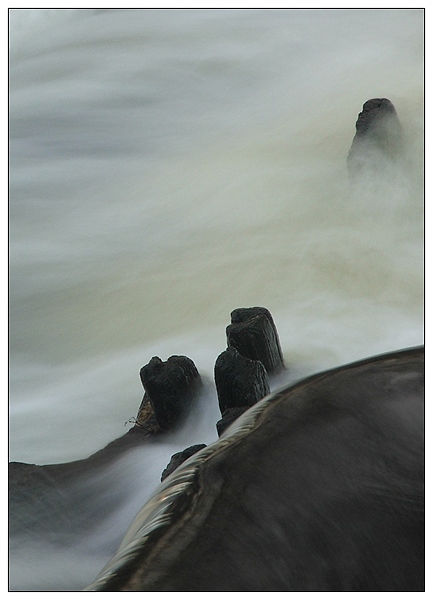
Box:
[8,8,423,591]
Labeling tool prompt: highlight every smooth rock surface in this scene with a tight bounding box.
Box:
[86,346,424,592]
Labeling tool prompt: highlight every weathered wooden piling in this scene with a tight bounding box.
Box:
[347,97,403,176]
[226,307,285,375]
[140,355,202,431]
[214,346,270,417]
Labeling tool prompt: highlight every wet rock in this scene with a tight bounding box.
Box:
[85,347,425,592]
[140,355,202,431]
[214,347,270,416]
[226,307,285,375]
[161,444,207,482]
[351,98,400,138]
[347,97,403,176]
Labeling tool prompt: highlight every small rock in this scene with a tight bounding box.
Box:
[216,407,250,436]
[161,444,207,481]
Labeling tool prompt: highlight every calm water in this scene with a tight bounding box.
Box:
[9,8,423,590]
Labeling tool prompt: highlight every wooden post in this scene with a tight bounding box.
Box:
[140,355,202,431]
[226,307,285,375]
[214,346,270,416]
[161,444,207,481]
[347,97,403,176]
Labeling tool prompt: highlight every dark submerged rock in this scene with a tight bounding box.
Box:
[161,444,207,481]
[8,419,168,540]
[140,355,202,431]
[214,346,270,416]
[227,307,285,375]
[216,407,249,436]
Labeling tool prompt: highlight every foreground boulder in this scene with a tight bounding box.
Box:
[85,347,424,592]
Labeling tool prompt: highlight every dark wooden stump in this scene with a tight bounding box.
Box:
[347,97,403,176]
[161,444,207,482]
[214,347,270,416]
[226,307,285,375]
[139,355,202,431]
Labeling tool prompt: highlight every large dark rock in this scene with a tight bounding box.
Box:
[214,346,270,416]
[140,355,202,431]
[226,307,285,375]
[85,347,424,592]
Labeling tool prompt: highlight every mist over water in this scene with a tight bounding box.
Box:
[9,8,423,591]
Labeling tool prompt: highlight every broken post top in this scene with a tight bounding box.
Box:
[354,98,399,137]
[140,355,201,392]
[348,97,403,171]
[139,355,202,431]
[226,306,285,375]
[230,306,273,324]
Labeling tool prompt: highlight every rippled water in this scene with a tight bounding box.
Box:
[9,8,423,590]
